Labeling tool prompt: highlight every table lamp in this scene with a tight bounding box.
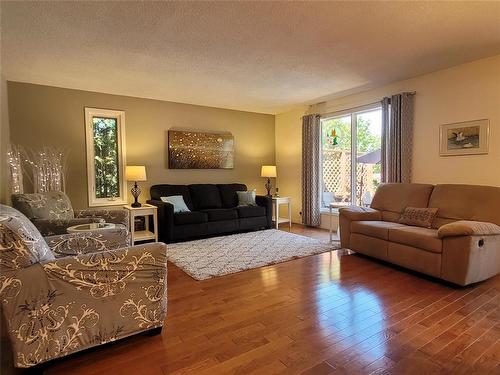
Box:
[261,165,277,197]
[126,166,147,207]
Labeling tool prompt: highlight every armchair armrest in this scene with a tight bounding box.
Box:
[44,225,130,258]
[2,243,167,367]
[339,206,381,221]
[256,195,272,228]
[147,200,174,242]
[33,217,104,236]
[74,208,129,227]
[437,220,500,238]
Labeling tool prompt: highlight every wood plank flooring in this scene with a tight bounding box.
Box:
[17,225,500,373]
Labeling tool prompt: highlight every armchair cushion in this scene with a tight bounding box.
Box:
[44,225,130,257]
[0,204,54,271]
[437,220,500,238]
[1,242,167,368]
[12,191,74,220]
[339,206,382,221]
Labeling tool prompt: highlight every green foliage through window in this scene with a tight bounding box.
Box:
[93,117,119,199]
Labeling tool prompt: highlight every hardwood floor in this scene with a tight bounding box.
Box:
[23,225,500,373]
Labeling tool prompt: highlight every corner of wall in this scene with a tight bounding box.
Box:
[0,76,11,205]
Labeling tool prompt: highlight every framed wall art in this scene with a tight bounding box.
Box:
[439,119,489,156]
[168,130,234,169]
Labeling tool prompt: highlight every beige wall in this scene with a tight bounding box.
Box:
[8,82,275,209]
[276,55,500,226]
[0,75,10,205]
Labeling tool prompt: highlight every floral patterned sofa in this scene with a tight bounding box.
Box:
[11,191,130,237]
[0,204,168,368]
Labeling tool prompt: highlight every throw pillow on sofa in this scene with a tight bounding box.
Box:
[399,207,438,228]
[237,190,257,206]
[160,195,191,213]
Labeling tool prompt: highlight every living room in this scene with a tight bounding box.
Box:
[1,1,499,374]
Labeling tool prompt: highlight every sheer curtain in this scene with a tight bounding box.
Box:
[301,114,321,227]
[381,92,415,183]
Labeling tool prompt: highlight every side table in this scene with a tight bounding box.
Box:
[272,197,292,229]
[329,202,351,242]
[123,204,158,245]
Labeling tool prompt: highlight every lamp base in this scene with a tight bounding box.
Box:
[131,182,142,208]
[265,178,272,197]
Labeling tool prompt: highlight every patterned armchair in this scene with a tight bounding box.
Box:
[11,191,130,236]
[0,204,168,368]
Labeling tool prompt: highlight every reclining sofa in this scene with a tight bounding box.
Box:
[339,183,500,286]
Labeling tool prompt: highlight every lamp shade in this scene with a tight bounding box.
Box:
[261,165,277,178]
[125,166,147,181]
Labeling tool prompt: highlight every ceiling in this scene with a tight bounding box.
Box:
[2,1,500,114]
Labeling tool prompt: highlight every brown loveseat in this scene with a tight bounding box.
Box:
[339,183,500,286]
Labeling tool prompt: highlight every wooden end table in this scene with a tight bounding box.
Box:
[123,204,158,245]
[272,197,292,229]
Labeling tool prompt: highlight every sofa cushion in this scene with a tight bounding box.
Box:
[173,211,208,225]
[237,206,266,218]
[351,220,406,241]
[189,184,222,210]
[218,184,247,208]
[202,208,238,222]
[370,183,434,222]
[150,185,194,211]
[429,184,500,228]
[388,226,442,253]
[237,190,257,206]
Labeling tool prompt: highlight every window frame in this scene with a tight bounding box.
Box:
[320,103,382,209]
[84,107,127,207]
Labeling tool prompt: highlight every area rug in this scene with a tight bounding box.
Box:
[166,229,341,280]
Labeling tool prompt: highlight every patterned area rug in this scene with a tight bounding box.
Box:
[167,229,341,280]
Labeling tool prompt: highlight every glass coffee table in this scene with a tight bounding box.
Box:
[67,222,116,233]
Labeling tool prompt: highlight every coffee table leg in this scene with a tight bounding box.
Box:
[329,205,333,242]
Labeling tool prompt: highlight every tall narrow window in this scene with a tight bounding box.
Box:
[321,105,382,209]
[85,108,127,206]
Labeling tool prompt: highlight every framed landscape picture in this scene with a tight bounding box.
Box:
[168,129,234,169]
[439,119,489,156]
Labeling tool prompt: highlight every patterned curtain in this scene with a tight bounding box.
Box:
[301,114,321,227]
[381,93,414,183]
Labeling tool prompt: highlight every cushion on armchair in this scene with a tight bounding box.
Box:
[12,191,74,220]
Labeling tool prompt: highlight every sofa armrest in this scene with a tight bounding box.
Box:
[74,208,129,227]
[44,225,130,257]
[147,199,175,242]
[338,206,381,249]
[338,206,381,221]
[438,220,500,238]
[33,217,104,236]
[256,195,273,228]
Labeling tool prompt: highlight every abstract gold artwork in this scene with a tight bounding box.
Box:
[168,130,234,169]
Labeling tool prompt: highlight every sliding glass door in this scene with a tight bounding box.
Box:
[321,106,382,208]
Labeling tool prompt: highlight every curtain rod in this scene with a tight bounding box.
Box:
[312,91,416,117]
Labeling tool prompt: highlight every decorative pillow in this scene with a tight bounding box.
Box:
[237,190,257,206]
[0,204,55,271]
[399,207,438,228]
[160,195,191,213]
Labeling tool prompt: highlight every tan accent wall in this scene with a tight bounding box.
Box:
[276,55,500,227]
[8,82,275,209]
[0,75,10,205]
